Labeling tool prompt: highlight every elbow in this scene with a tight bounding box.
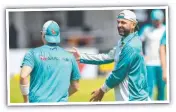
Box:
[20,75,26,79]
[20,75,27,81]
[69,80,80,96]
[72,83,79,92]
[20,75,28,85]
[73,83,79,92]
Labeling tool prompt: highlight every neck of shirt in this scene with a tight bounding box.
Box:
[122,31,138,44]
[46,43,59,46]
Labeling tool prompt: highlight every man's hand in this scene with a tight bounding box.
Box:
[67,47,81,61]
[90,88,105,102]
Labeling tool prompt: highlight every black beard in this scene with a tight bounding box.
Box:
[118,28,130,37]
[121,32,130,37]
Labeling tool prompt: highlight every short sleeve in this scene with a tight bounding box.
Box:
[160,31,166,46]
[71,55,81,81]
[21,49,35,69]
[139,24,151,41]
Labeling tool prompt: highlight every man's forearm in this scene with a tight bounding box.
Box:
[20,77,29,102]
[101,83,111,93]
[20,66,32,103]
[69,81,79,96]
[69,87,77,96]
[69,86,78,96]
[79,47,116,65]
[80,53,114,65]
[160,46,167,72]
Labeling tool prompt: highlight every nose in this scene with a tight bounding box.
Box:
[117,22,122,28]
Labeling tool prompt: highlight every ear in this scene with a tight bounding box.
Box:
[131,22,136,29]
[41,32,46,44]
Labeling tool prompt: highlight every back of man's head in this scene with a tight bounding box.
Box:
[42,20,60,43]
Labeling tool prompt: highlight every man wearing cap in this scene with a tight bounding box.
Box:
[20,20,81,102]
[69,10,149,101]
[139,9,166,100]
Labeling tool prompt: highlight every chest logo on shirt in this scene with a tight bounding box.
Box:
[40,56,48,61]
[62,58,69,61]
[50,47,57,50]
[39,55,59,61]
[39,55,70,62]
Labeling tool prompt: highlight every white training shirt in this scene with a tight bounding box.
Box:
[140,24,166,66]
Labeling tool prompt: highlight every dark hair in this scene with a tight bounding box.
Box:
[134,23,139,31]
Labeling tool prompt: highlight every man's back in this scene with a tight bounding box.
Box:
[21,44,80,102]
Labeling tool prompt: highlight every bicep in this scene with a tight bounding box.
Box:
[20,66,32,78]
[160,45,166,61]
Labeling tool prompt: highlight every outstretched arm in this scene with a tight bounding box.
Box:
[68,47,116,65]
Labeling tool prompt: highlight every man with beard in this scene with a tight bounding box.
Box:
[69,10,150,101]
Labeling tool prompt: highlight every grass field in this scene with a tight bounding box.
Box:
[10,75,115,103]
[10,75,167,103]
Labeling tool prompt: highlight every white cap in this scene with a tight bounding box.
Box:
[117,10,138,23]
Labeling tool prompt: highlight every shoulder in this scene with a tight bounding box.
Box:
[121,37,142,60]
[142,24,152,30]
[128,36,142,53]
[57,47,76,61]
[27,45,45,53]
[160,31,166,45]
[61,47,74,57]
[25,48,34,56]
[139,24,152,35]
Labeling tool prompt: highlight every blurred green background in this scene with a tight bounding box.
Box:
[10,75,167,103]
[10,75,115,103]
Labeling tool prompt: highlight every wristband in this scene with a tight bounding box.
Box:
[20,84,29,95]
[101,83,111,93]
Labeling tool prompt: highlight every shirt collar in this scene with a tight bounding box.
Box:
[121,31,138,44]
[46,43,59,46]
